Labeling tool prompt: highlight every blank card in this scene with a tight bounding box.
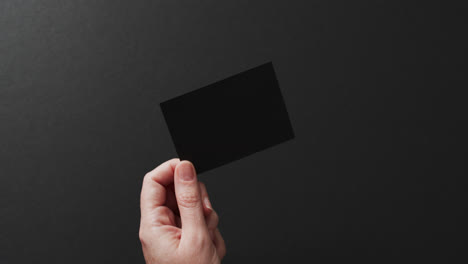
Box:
[160,62,294,173]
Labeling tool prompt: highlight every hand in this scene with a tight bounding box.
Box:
[139,159,226,264]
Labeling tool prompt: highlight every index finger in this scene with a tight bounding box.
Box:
[140,158,180,217]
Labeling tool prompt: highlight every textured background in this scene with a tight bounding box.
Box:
[1,1,467,263]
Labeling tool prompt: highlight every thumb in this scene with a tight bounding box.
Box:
[174,161,209,240]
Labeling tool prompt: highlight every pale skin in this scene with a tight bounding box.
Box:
[139,159,226,264]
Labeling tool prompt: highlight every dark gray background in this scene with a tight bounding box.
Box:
[1,1,466,263]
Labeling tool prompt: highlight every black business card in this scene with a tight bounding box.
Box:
[160,62,294,173]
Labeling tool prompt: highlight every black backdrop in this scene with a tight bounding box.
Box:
[1,1,466,263]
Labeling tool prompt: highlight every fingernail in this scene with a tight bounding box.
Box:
[204,197,212,209]
[179,162,195,181]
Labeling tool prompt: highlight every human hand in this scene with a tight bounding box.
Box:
[139,159,226,264]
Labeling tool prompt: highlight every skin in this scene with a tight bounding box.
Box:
[139,159,226,264]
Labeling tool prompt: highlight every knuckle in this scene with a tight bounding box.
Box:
[143,172,152,183]
[208,211,219,229]
[177,192,200,208]
[217,238,226,257]
[212,211,219,225]
[219,246,226,259]
[139,229,147,242]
